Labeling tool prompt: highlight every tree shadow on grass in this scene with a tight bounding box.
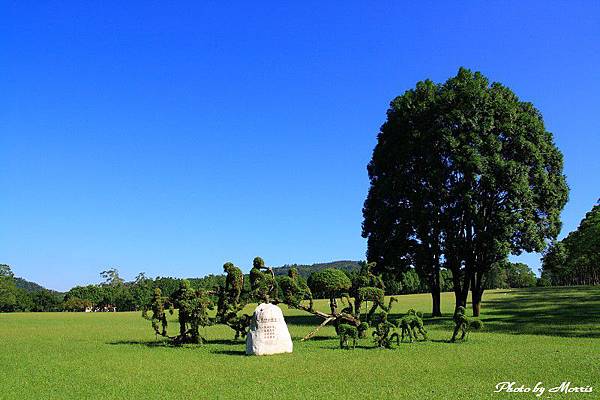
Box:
[108,339,184,348]
[480,286,600,338]
[210,349,246,356]
[108,338,245,348]
[284,314,324,326]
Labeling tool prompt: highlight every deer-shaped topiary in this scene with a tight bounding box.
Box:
[397,308,427,342]
[372,311,399,348]
[451,306,483,342]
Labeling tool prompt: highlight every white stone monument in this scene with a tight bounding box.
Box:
[245,303,293,356]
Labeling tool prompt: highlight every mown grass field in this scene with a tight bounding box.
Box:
[1,286,599,399]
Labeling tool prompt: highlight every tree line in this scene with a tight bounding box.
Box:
[541,202,600,286]
[0,258,540,313]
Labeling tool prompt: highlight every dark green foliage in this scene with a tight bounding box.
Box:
[363,68,568,317]
[542,203,600,286]
[62,297,92,311]
[274,261,362,279]
[14,277,48,293]
[451,306,483,342]
[30,290,63,312]
[0,265,18,312]
[397,309,428,342]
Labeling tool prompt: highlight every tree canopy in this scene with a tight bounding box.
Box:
[362,67,568,316]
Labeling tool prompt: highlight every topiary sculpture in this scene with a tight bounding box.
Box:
[278,267,314,311]
[142,288,172,338]
[249,256,276,303]
[356,287,397,325]
[217,261,253,339]
[351,263,397,324]
[397,309,427,342]
[337,324,358,349]
[307,268,352,315]
[171,280,214,344]
[223,262,244,305]
[451,306,484,342]
[371,311,399,348]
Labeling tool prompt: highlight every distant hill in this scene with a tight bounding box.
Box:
[273,260,362,279]
[15,277,56,293]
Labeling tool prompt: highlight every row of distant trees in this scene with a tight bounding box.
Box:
[540,203,600,286]
[1,260,539,313]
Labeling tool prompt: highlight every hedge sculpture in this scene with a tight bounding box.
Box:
[171,280,214,344]
[278,267,313,311]
[337,324,358,349]
[397,309,427,342]
[143,259,406,349]
[249,256,276,303]
[217,262,252,339]
[451,306,483,342]
[351,262,397,324]
[371,311,399,348]
[142,288,172,338]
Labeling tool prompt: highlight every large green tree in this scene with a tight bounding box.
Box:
[363,68,568,316]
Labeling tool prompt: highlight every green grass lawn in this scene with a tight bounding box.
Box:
[1,286,599,399]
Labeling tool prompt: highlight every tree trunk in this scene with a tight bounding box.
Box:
[431,288,441,317]
[455,267,472,316]
[429,266,442,317]
[471,271,484,317]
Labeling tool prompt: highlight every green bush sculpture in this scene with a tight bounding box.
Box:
[171,280,213,344]
[142,288,172,337]
[337,324,358,349]
[142,259,404,350]
[307,268,352,314]
[371,312,399,348]
[223,262,243,305]
[278,267,313,311]
[249,256,276,303]
[337,322,369,349]
[397,309,427,342]
[351,262,397,324]
[217,262,252,339]
[451,306,484,342]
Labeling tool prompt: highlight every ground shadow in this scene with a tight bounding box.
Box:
[479,286,600,338]
[108,339,184,348]
[211,349,246,356]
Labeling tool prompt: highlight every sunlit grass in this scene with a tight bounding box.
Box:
[1,287,599,399]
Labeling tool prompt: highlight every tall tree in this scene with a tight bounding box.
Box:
[363,68,568,316]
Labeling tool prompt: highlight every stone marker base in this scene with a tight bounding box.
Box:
[245,303,293,356]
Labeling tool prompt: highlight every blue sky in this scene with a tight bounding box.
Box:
[2,2,599,291]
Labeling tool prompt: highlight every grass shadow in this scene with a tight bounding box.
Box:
[480,286,600,338]
[210,349,246,356]
[108,339,183,348]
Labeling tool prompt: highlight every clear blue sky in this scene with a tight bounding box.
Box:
[1,2,599,291]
